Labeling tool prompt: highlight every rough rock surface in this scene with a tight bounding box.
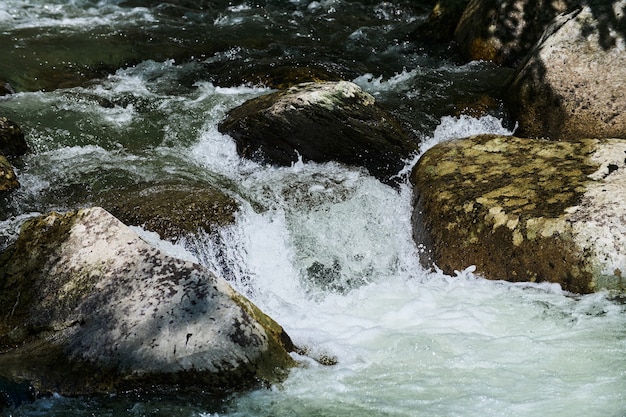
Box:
[0,156,19,193]
[454,0,570,66]
[218,81,418,186]
[0,117,28,158]
[0,207,295,397]
[0,81,15,96]
[506,2,626,140]
[411,0,470,44]
[102,183,239,242]
[411,134,626,294]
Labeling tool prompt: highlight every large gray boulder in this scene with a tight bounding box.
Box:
[506,2,626,139]
[218,81,418,186]
[0,207,296,397]
[454,0,569,66]
[411,134,626,294]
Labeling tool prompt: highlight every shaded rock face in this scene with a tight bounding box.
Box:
[0,117,27,194]
[0,156,19,193]
[102,183,239,242]
[454,0,570,67]
[0,117,27,159]
[411,0,470,44]
[506,2,626,140]
[411,134,626,294]
[0,81,15,96]
[0,207,295,397]
[218,81,419,186]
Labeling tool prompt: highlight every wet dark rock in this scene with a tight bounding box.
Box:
[0,156,19,193]
[101,183,239,242]
[0,207,296,398]
[0,117,28,158]
[506,2,626,140]
[411,0,470,44]
[411,134,626,294]
[0,81,15,96]
[454,0,570,67]
[218,81,419,186]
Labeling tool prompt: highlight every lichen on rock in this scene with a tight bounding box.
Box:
[411,134,626,293]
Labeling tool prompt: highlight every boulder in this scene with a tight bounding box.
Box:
[411,134,626,294]
[0,207,296,397]
[218,81,419,186]
[506,2,626,140]
[0,117,28,158]
[0,156,19,193]
[101,183,239,242]
[454,0,570,67]
[0,81,15,96]
[411,0,470,44]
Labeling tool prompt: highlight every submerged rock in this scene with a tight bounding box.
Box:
[0,207,295,397]
[506,2,626,139]
[454,0,569,66]
[102,183,239,242]
[218,81,418,186]
[411,134,626,294]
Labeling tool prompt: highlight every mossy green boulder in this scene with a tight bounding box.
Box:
[0,207,295,398]
[411,134,626,293]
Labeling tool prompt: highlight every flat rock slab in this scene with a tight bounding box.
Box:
[411,135,626,293]
[218,81,418,186]
[0,207,295,397]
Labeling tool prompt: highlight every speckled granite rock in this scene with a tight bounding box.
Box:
[506,2,626,139]
[411,134,626,293]
[0,207,295,397]
[218,81,418,186]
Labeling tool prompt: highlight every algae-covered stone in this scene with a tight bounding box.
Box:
[102,183,239,242]
[411,134,626,293]
[218,81,418,186]
[0,207,295,397]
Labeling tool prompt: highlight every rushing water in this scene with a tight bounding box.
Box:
[1,1,626,416]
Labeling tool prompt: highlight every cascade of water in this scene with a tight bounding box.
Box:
[0,1,625,416]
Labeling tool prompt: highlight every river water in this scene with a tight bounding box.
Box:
[1,1,625,416]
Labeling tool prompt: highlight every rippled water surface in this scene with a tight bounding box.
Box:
[1,1,625,416]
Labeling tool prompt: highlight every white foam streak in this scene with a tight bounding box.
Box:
[419,114,515,155]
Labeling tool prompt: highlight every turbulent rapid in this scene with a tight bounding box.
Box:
[0,1,625,416]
